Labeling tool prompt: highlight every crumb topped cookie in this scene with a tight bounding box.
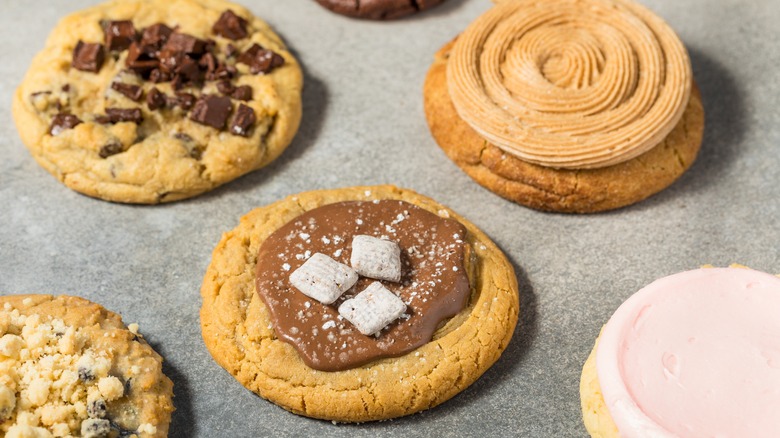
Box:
[200,185,519,422]
[0,295,173,437]
[13,0,302,203]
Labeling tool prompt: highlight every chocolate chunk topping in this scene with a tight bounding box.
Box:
[199,53,217,75]
[62,84,71,92]
[49,114,82,135]
[72,41,105,73]
[163,33,206,56]
[255,201,470,371]
[231,85,252,101]
[157,49,186,74]
[140,23,173,50]
[225,44,238,58]
[213,10,249,40]
[190,95,232,129]
[110,82,143,102]
[216,80,234,95]
[230,104,256,137]
[105,108,143,124]
[208,64,237,81]
[149,68,172,83]
[237,44,285,74]
[176,57,202,84]
[146,87,166,110]
[173,132,193,142]
[171,92,196,110]
[99,142,123,158]
[126,42,159,74]
[104,20,137,52]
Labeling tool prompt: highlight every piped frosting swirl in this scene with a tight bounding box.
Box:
[447,0,692,169]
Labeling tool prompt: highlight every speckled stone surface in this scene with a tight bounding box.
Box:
[1,0,779,436]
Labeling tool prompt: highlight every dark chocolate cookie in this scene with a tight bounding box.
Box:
[314,0,446,20]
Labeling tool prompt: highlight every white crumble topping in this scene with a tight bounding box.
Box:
[0,304,154,436]
[127,323,139,335]
[282,263,291,272]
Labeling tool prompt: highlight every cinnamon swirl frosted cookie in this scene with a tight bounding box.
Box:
[13,0,302,203]
[424,0,704,213]
[580,267,780,436]
[200,185,519,422]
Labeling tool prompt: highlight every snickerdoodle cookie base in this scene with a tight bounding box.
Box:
[200,185,519,422]
[0,295,173,437]
[424,40,705,213]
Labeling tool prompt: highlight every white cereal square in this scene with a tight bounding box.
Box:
[289,253,358,304]
[338,282,406,335]
[350,235,402,282]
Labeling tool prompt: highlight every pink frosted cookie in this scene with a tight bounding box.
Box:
[580,267,780,437]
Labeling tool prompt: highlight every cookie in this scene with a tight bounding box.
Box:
[0,295,174,437]
[200,185,519,422]
[580,267,780,437]
[424,0,704,213]
[314,0,446,20]
[13,0,303,204]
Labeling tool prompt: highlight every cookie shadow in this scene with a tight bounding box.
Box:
[191,61,328,202]
[354,251,539,428]
[409,0,471,20]
[147,340,196,437]
[626,47,745,212]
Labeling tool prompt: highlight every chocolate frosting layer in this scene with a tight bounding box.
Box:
[255,200,470,371]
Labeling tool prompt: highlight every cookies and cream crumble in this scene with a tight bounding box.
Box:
[0,303,155,437]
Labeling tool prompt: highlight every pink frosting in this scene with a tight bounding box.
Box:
[596,268,780,437]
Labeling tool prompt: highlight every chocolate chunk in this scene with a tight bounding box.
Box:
[104,20,136,51]
[157,49,186,74]
[171,92,196,110]
[176,57,202,84]
[231,85,252,101]
[72,41,105,73]
[230,104,256,136]
[99,142,123,158]
[110,82,143,102]
[225,44,238,58]
[208,63,237,81]
[146,87,167,111]
[126,42,159,74]
[49,114,82,135]
[62,84,71,92]
[149,69,172,83]
[213,10,248,40]
[163,33,206,56]
[190,95,232,129]
[237,44,284,74]
[174,132,193,142]
[216,80,234,95]
[105,108,143,124]
[140,23,173,49]
[200,53,217,75]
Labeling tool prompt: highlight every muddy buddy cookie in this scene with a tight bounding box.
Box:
[424,0,704,213]
[580,267,780,437]
[13,0,302,203]
[200,185,519,421]
[0,295,174,437]
[314,0,446,20]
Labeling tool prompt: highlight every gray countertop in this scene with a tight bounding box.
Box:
[1,0,779,436]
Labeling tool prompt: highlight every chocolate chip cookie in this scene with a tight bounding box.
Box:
[200,185,519,422]
[314,0,446,20]
[13,0,303,203]
[0,295,173,437]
